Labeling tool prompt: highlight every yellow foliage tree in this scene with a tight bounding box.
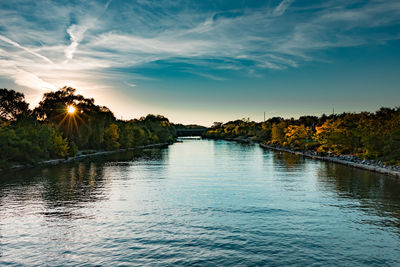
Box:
[284,125,312,149]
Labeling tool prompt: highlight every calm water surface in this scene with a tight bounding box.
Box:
[1,139,400,266]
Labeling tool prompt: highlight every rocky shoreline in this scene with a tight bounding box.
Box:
[0,142,171,173]
[9,137,398,178]
[260,143,400,178]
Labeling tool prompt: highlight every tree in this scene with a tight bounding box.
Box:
[314,119,335,153]
[0,88,29,121]
[103,123,120,150]
[254,122,272,141]
[212,122,223,129]
[271,122,286,145]
[35,87,94,122]
[0,121,69,165]
[285,124,312,149]
[34,87,115,149]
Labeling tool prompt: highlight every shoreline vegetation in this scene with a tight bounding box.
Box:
[203,109,400,178]
[0,87,179,171]
[205,136,400,178]
[2,87,400,178]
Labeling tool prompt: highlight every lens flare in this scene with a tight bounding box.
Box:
[67,105,76,114]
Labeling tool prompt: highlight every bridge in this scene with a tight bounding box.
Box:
[176,128,210,137]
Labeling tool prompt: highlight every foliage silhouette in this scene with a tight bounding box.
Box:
[0,87,176,168]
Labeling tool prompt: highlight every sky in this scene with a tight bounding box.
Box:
[0,0,400,126]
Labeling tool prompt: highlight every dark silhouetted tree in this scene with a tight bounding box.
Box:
[0,88,29,121]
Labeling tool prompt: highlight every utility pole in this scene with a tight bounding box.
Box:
[264,112,266,122]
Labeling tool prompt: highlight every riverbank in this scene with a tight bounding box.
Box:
[0,142,171,173]
[260,143,400,178]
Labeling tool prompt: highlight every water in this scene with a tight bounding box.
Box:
[1,139,400,266]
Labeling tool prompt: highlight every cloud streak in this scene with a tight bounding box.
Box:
[0,0,399,107]
[0,35,53,63]
[273,0,294,16]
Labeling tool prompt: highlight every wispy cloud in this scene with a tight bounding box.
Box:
[0,0,399,106]
[0,35,53,63]
[273,0,294,16]
[184,70,226,81]
[64,24,88,60]
[64,0,112,61]
[10,68,57,91]
[125,82,137,87]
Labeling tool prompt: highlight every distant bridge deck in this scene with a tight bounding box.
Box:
[176,128,210,137]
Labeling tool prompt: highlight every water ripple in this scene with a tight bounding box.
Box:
[1,140,400,266]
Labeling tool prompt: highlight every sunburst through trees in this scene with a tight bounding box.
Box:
[57,104,84,139]
[33,86,115,149]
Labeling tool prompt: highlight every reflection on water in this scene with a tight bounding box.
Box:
[0,149,166,219]
[317,163,400,230]
[272,151,307,172]
[0,140,400,266]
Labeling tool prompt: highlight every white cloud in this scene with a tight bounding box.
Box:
[0,63,56,92]
[65,24,88,60]
[0,0,399,104]
[11,69,57,91]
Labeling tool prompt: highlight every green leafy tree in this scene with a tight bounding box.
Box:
[104,123,120,150]
[0,120,69,165]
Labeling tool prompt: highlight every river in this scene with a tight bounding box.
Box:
[1,139,400,266]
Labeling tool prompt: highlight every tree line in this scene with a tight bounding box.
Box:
[0,87,176,168]
[2,86,399,168]
[204,109,400,165]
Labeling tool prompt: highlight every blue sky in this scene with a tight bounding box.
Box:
[0,0,399,125]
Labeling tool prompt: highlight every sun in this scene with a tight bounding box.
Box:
[67,105,76,115]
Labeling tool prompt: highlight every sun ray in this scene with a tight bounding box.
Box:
[67,105,76,114]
